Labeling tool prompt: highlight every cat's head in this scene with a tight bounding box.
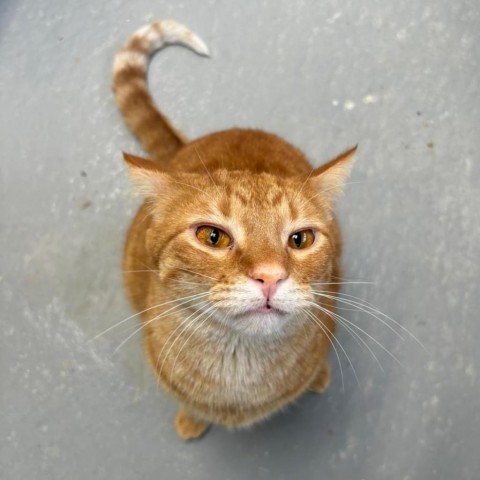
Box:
[124,136,355,336]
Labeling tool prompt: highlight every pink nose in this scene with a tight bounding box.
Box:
[250,263,287,299]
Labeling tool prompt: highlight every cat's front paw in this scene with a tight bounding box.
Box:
[175,408,210,440]
[309,364,331,394]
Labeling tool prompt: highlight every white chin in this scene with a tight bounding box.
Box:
[231,310,292,336]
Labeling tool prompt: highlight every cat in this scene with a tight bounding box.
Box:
[113,19,356,440]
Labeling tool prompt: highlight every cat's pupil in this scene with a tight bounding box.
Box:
[292,233,302,247]
[210,228,220,245]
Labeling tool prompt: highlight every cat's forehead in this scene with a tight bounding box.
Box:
[223,172,293,205]
[207,171,321,228]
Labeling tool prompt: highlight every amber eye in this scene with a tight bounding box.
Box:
[196,226,232,249]
[288,229,315,249]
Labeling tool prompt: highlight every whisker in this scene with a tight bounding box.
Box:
[170,279,207,287]
[159,304,217,380]
[154,301,212,385]
[178,267,218,281]
[330,274,376,283]
[314,302,385,372]
[110,294,210,355]
[301,308,345,391]
[304,307,360,386]
[312,291,405,340]
[193,145,220,194]
[116,297,210,338]
[88,291,209,342]
[325,304,380,314]
[297,312,310,341]
[310,281,375,286]
[303,180,368,204]
[337,318,385,372]
[292,167,315,203]
[169,307,217,383]
[331,291,428,352]
[301,308,350,390]
[171,179,216,202]
[309,301,392,371]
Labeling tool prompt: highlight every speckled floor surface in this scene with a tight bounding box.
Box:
[1,1,479,479]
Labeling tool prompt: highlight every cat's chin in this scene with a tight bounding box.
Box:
[227,309,294,336]
[252,305,282,314]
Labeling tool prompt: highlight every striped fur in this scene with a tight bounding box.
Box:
[113,20,209,163]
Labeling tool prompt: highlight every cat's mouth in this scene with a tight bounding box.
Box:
[230,302,291,335]
[255,303,277,314]
[249,302,286,316]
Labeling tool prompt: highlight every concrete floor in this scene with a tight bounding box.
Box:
[1,0,479,479]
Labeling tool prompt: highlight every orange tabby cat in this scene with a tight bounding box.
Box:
[113,20,356,440]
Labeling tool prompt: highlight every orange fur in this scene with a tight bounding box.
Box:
[114,20,356,439]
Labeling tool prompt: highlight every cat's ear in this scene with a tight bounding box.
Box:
[123,152,171,197]
[309,146,357,201]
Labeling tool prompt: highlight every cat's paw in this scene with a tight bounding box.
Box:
[309,364,331,394]
[175,408,210,440]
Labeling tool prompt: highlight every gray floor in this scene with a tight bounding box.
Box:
[1,0,479,479]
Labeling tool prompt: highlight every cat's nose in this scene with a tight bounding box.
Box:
[250,263,287,299]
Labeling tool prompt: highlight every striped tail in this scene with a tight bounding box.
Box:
[113,20,209,163]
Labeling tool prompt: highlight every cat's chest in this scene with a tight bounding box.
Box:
[194,332,308,402]
[214,338,276,386]
[151,315,319,406]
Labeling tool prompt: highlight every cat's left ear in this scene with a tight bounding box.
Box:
[309,146,357,201]
[123,152,172,197]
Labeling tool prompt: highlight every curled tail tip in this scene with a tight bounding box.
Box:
[190,34,210,57]
[112,19,209,77]
[130,19,210,56]
[160,19,210,57]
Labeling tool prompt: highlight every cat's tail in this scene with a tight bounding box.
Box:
[113,20,209,163]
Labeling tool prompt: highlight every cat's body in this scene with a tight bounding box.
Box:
[114,20,355,439]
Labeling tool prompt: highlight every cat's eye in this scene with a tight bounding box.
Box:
[288,229,315,250]
[196,226,232,249]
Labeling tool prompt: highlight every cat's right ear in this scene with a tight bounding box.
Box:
[123,152,172,197]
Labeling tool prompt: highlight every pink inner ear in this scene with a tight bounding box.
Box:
[309,146,357,200]
[314,146,357,176]
[124,152,171,196]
